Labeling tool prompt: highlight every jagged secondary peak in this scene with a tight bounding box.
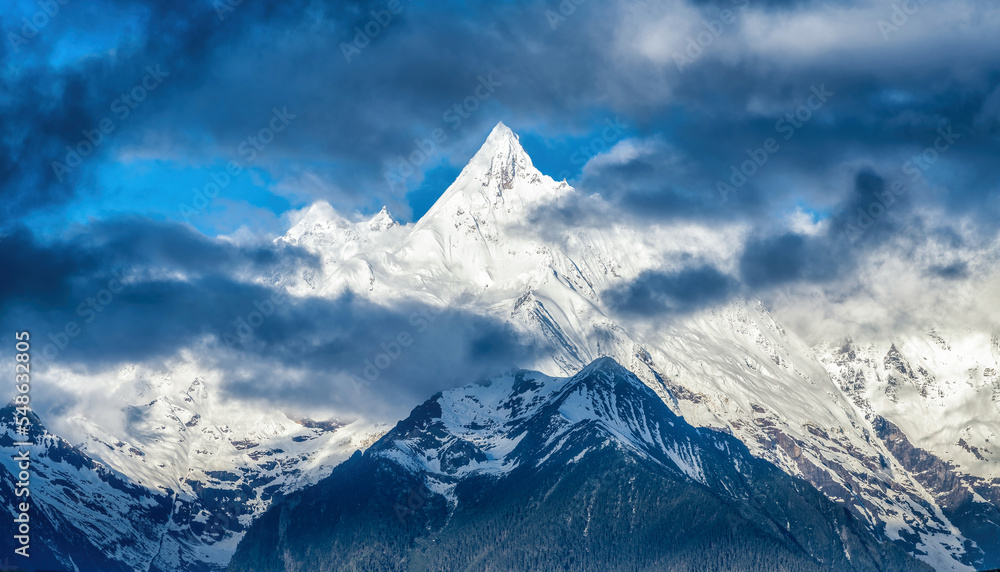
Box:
[368,205,398,232]
[282,201,347,240]
[279,201,399,257]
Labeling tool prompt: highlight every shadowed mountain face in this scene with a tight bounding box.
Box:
[227,358,929,572]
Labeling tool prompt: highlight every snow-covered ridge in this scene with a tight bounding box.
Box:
[372,358,745,502]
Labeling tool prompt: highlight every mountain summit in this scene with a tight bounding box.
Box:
[389,123,572,291]
[418,121,567,224]
[462,120,537,190]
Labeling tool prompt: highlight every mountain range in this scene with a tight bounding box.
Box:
[227,357,929,571]
[2,122,997,571]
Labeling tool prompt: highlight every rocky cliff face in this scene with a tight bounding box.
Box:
[820,334,1000,570]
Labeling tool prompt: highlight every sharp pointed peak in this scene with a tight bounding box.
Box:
[412,121,568,225]
[487,120,516,139]
[474,121,525,158]
[461,121,538,188]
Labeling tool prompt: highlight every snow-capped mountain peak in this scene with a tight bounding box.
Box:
[419,121,567,226]
[283,202,398,245]
[278,202,402,285]
[368,205,398,232]
[463,120,536,188]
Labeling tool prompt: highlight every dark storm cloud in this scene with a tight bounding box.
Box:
[219,298,546,417]
[0,220,321,362]
[555,0,1000,227]
[730,165,980,293]
[738,232,842,288]
[0,219,317,313]
[927,261,969,280]
[605,265,739,316]
[737,169,901,289]
[0,0,327,219]
[597,165,935,318]
[1,0,515,218]
[574,74,999,227]
[0,218,544,417]
[0,227,102,307]
[4,0,1000,227]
